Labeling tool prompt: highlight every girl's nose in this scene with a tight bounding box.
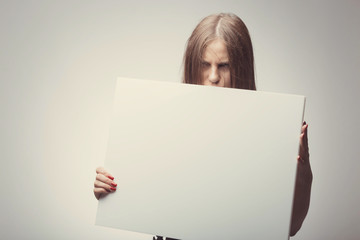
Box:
[208,66,220,84]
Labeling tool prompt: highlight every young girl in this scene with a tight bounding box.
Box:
[94,13,312,239]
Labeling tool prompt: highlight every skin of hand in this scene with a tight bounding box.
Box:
[290,122,313,236]
[94,166,117,200]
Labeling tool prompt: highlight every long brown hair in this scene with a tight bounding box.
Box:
[183,13,256,90]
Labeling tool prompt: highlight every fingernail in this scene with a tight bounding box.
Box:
[108,176,114,180]
[111,182,117,187]
[303,121,307,125]
[110,187,117,191]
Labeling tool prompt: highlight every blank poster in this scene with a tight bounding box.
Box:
[96,78,305,240]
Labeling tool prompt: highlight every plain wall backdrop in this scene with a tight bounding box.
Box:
[1,0,359,239]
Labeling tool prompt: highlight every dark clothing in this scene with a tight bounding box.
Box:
[153,236,179,240]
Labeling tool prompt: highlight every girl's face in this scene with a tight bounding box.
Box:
[200,39,231,88]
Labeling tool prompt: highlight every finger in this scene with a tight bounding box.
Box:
[94,180,117,192]
[94,188,109,200]
[299,133,308,153]
[304,124,308,147]
[299,132,305,148]
[299,135,305,156]
[300,126,308,149]
[96,173,117,187]
[301,124,306,134]
[298,150,309,164]
[299,133,309,162]
[300,126,309,149]
[298,122,310,164]
[96,166,114,180]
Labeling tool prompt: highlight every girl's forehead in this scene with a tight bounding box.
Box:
[203,39,229,61]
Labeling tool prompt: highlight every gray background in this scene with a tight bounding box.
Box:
[1,0,359,239]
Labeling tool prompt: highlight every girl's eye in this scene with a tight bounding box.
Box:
[218,63,229,68]
[201,62,210,67]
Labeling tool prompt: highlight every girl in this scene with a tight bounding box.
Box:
[94,13,312,239]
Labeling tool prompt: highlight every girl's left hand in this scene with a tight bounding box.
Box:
[298,122,310,165]
[290,121,313,236]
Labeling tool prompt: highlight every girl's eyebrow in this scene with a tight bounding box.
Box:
[201,59,229,63]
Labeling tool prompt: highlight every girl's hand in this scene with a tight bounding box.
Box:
[296,121,313,188]
[298,122,310,165]
[94,166,117,200]
[291,121,313,236]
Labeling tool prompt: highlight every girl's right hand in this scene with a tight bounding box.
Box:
[94,166,117,200]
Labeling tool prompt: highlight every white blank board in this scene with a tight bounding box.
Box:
[96,78,305,240]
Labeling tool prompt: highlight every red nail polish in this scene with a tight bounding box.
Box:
[110,187,116,191]
[111,182,117,187]
[108,176,114,180]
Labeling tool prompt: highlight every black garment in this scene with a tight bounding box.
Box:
[153,236,179,240]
